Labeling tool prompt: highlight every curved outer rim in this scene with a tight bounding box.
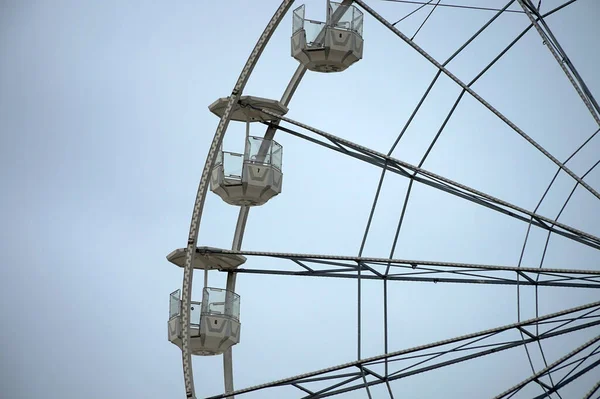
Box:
[179,2,295,398]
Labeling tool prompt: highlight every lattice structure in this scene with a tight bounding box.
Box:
[167,1,600,398]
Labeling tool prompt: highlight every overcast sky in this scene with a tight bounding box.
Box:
[1,1,599,398]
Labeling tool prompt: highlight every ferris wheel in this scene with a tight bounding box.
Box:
[165,1,600,398]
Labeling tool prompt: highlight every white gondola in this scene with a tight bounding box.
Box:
[168,288,241,356]
[291,2,364,72]
[208,96,286,206]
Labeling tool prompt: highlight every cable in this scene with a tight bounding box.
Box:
[392,0,433,25]
[379,0,524,14]
[411,0,440,40]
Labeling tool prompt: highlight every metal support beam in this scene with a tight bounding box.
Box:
[266,120,600,252]
[205,301,600,398]
[256,110,600,250]
[189,249,600,288]
[517,0,600,126]
[493,334,600,398]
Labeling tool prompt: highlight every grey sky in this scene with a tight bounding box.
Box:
[1,0,599,398]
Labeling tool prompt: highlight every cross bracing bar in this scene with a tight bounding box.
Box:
[493,335,600,398]
[259,113,600,251]
[195,248,600,288]
[540,343,600,387]
[204,301,600,398]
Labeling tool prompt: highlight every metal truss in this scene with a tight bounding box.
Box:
[493,334,600,399]
[258,115,600,251]
[205,301,600,398]
[195,248,600,289]
[517,0,600,126]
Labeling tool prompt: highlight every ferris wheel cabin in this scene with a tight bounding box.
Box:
[208,96,287,207]
[166,248,247,356]
[291,2,364,72]
[168,287,241,356]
